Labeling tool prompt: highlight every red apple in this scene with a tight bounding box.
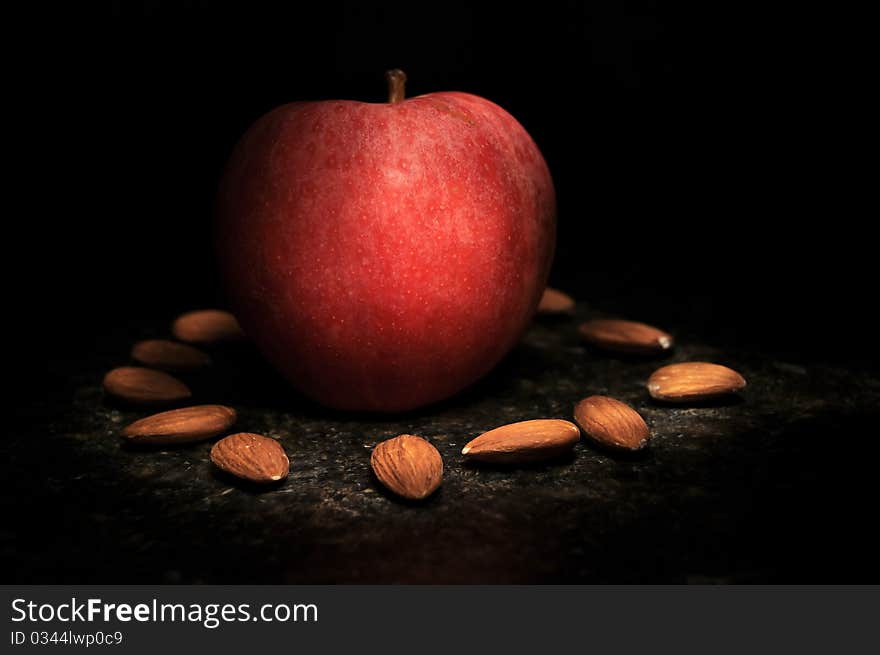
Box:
[215,70,555,412]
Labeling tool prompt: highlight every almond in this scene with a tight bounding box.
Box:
[211,432,289,483]
[122,404,237,445]
[131,339,211,371]
[578,319,673,354]
[370,435,443,500]
[573,395,650,451]
[647,362,747,403]
[103,366,192,405]
[537,287,575,314]
[172,309,245,344]
[461,419,580,464]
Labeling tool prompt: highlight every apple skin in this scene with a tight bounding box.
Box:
[216,89,555,412]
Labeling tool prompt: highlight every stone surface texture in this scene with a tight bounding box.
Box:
[6,308,880,583]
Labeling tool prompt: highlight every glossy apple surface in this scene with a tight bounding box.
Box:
[216,73,555,411]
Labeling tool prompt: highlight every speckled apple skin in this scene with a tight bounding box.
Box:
[216,91,555,412]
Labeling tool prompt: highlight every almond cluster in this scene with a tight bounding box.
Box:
[369,288,747,500]
[102,310,288,484]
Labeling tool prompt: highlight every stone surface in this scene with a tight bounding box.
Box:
[6,308,880,583]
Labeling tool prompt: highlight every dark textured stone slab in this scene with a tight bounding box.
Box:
[7,308,880,583]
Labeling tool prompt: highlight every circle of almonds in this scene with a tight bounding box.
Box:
[102,291,746,498]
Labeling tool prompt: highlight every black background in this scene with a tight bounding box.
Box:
[21,0,870,371]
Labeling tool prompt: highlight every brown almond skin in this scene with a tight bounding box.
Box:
[579,319,673,355]
[537,287,575,314]
[462,419,580,464]
[371,435,443,500]
[648,362,747,403]
[103,366,192,405]
[211,433,289,483]
[574,396,650,451]
[131,339,212,371]
[172,309,245,344]
[122,405,237,445]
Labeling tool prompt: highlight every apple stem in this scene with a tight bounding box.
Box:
[385,69,407,104]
